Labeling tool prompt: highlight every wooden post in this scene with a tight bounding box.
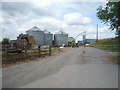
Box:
[49,45,51,55]
[25,46,27,55]
[38,45,41,57]
[6,46,9,64]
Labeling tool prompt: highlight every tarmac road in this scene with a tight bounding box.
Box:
[2,47,118,88]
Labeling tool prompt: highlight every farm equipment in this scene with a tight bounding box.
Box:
[71,42,79,47]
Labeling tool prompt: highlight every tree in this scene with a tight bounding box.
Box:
[97,1,120,36]
[2,38,10,44]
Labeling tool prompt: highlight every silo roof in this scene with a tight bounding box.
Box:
[55,30,67,34]
[27,26,42,31]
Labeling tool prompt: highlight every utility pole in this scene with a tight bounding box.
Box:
[96,24,98,42]
[74,31,86,53]
[83,31,86,53]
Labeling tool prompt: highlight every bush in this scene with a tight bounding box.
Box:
[2,38,10,44]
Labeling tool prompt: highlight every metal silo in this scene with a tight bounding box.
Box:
[44,30,53,45]
[54,30,68,46]
[26,26,44,45]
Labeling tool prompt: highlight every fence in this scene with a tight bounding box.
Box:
[89,45,120,52]
[2,45,53,65]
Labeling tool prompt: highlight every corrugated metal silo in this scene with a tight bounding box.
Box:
[44,30,53,45]
[54,30,68,46]
[26,26,44,45]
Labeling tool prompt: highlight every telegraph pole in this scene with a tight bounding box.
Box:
[83,31,86,53]
[74,31,86,53]
[96,24,98,42]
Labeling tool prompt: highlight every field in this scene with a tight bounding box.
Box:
[89,37,120,52]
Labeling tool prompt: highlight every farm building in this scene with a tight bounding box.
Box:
[26,26,68,46]
[44,30,53,45]
[26,26,44,45]
[54,30,68,46]
[68,37,76,46]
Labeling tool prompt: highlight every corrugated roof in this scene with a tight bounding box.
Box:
[55,30,67,34]
[28,26,41,31]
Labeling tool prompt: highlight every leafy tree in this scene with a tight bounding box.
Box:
[97,1,120,36]
[2,38,10,44]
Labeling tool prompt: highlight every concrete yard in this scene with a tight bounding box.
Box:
[2,47,118,88]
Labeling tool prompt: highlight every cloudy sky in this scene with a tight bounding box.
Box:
[0,0,116,41]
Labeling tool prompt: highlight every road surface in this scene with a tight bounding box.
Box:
[2,47,118,88]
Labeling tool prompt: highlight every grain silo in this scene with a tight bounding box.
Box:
[26,26,44,45]
[54,30,68,46]
[44,30,53,45]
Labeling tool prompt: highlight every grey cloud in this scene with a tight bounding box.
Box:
[66,22,82,25]
[2,18,11,24]
[1,25,19,40]
[1,2,57,28]
[32,6,56,17]
[2,2,31,16]
[1,2,56,17]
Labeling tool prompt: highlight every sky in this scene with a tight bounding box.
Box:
[0,0,117,42]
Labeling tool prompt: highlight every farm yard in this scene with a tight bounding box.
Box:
[2,45,62,68]
[2,47,118,88]
[1,1,120,88]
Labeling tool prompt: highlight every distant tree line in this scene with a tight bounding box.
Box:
[1,38,10,44]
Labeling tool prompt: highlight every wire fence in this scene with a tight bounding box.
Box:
[89,45,120,52]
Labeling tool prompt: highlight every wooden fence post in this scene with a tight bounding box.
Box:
[6,46,9,64]
[49,45,51,55]
[25,46,27,55]
[38,45,41,57]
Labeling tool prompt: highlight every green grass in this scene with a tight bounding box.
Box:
[89,37,120,53]
[27,49,49,53]
[93,46,120,52]
[90,37,120,45]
